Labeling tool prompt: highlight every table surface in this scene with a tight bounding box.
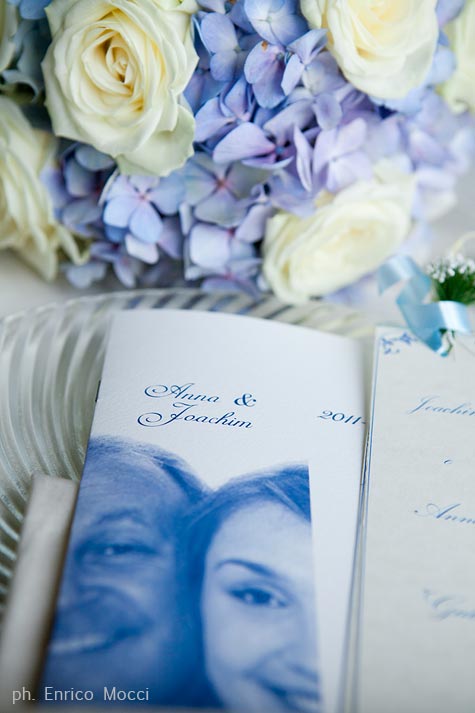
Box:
[0,169,473,321]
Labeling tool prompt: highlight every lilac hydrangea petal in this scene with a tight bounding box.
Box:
[213,122,275,163]
[225,162,266,197]
[129,202,163,244]
[312,128,338,175]
[409,129,448,164]
[90,242,117,260]
[75,145,115,172]
[157,217,184,259]
[201,12,238,53]
[179,203,194,235]
[374,87,426,116]
[63,197,102,228]
[41,166,69,210]
[113,255,142,288]
[229,242,258,266]
[269,171,315,215]
[242,155,293,169]
[224,76,253,119]
[125,234,160,264]
[450,127,475,174]
[229,2,255,33]
[148,174,185,215]
[103,195,140,227]
[326,152,373,192]
[436,0,464,26]
[189,223,231,270]
[104,175,139,201]
[245,42,287,108]
[427,45,456,85]
[210,51,239,82]
[195,98,233,142]
[235,203,274,242]
[244,0,280,44]
[64,159,95,198]
[184,156,218,204]
[104,225,126,244]
[253,69,286,108]
[294,127,314,192]
[16,0,50,20]
[334,118,367,156]
[245,0,306,45]
[65,262,108,289]
[195,187,248,227]
[254,72,286,108]
[184,69,224,114]
[244,41,274,83]
[267,11,307,45]
[201,276,244,292]
[282,54,304,95]
[263,100,315,143]
[303,53,345,95]
[365,116,402,160]
[130,176,157,194]
[288,29,327,64]
[314,93,343,130]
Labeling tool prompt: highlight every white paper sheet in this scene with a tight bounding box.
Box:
[42,310,365,713]
[357,328,475,713]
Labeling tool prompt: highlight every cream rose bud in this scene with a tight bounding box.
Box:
[0,96,82,281]
[440,0,475,114]
[300,0,439,99]
[42,0,199,177]
[263,162,415,303]
[0,0,18,74]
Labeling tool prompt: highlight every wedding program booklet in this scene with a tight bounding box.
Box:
[356,328,475,713]
[41,310,366,712]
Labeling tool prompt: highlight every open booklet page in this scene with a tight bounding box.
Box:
[356,328,475,713]
[41,310,365,713]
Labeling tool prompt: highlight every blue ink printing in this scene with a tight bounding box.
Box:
[408,396,475,416]
[415,502,475,525]
[42,436,320,711]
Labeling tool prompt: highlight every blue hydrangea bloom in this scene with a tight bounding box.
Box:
[7,0,50,20]
[43,144,115,239]
[102,174,185,265]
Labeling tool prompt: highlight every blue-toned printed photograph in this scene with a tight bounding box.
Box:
[42,436,320,712]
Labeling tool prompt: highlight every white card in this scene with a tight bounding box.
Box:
[357,327,475,713]
[42,310,365,712]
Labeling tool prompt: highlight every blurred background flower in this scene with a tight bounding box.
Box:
[0,0,474,305]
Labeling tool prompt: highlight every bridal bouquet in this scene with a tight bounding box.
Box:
[1,0,474,303]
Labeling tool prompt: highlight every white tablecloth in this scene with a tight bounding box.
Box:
[0,170,474,320]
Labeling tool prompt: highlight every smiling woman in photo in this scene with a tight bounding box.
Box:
[187,465,320,713]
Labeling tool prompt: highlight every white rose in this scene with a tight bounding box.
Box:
[440,0,475,113]
[0,96,82,280]
[0,0,18,74]
[42,0,198,176]
[300,0,438,99]
[263,162,415,303]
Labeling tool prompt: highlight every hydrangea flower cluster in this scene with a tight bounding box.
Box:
[1,0,474,302]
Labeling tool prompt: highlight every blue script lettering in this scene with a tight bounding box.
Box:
[234,393,257,408]
[145,383,220,403]
[408,396,475,416]
[415,502,475,525]
[424,590,475,621]
[138,402,252,429]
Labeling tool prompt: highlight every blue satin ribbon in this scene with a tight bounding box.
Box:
[377,255,472,355]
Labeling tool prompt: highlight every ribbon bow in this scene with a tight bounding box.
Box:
[377,255,472,355]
